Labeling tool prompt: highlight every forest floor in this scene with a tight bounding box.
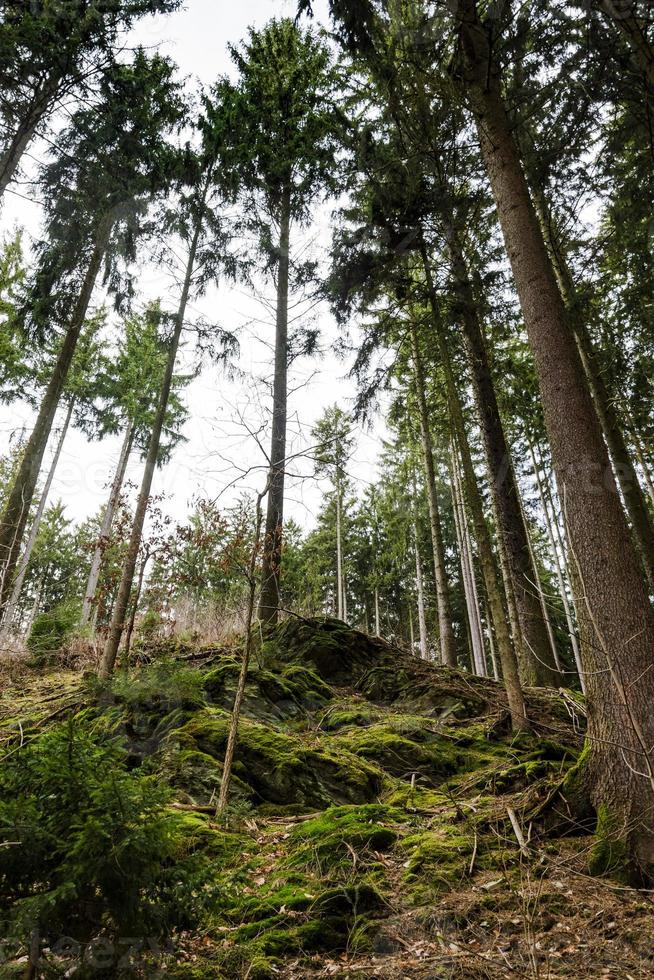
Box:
[2,619,654,979]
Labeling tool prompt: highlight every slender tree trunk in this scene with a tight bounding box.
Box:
[411,485,429,660]
[528,439,585,691]
[336,473,343,620]
[486,609,500,681]
[519,496,563,676]
[408,318,457,665]
[408,603,415,654]
[258,183,292,626]
[423,290,526,724]
[0,235,106,614]
[217,485,266,815]
[429,229,561,687]
[374,585,381,636]
[0,397,74,633]
[122,552,148,671]
[99,211,203,679]
[25,573,45,636]
[450,441,486,675]
[457,0,654,872]
[574,320,654,592]
[80,422,135,629]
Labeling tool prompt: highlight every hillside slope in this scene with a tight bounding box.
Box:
[1,619,652,978]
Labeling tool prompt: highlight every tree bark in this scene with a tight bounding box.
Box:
[408,318,457,665]
[258,183,292,626]
[433,229,561,687]
[516,106,654,592]
[80,421,135,629]
[99,210,203,679]
[456,0,654,873]
[0,235,105,615]
[0,397,74,633]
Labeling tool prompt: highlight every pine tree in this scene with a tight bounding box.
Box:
[228,18,342,625]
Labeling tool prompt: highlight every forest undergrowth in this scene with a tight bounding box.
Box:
[1,619,652,979]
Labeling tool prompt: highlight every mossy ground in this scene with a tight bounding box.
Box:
[1,619,652,978]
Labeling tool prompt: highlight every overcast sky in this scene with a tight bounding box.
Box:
[1,0,388,535]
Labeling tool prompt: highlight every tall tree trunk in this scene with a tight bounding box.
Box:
[25,573,45,636]
[122,551,149,670]
[450,440,486,675]
[408,603,415,654]
[486,607,500,681]
[258,183,292,626]
[0,235,105,614]
[80,421,135,629]
[374,585,381,636]
[528,439,585,691]
[408,318,457,665]
[533,189,654,592]
[514,98,654,591]
[519,493,563,675]
[423,292,526,725]
[99,212,203,679]
[335,472,343,620]
[457,0,654,873]
[0,397,74,633]
[217,484,267,816]
[421,235,558,686]
[411,482,429,659]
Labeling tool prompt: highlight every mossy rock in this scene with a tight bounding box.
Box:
[287,804,400,871]
[176,711,384,807]
[202,659,331,721]
[263,617,389,686]
[318,703,382,731]
[331,723,467,784]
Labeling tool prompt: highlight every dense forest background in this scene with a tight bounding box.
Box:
[1,1,654,976]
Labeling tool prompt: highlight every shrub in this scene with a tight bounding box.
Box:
[0,716,215,951]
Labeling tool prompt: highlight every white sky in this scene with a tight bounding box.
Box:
[1,0,388,534]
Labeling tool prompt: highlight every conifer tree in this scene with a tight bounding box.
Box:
[228,18,342,625]
[0,50,184,616]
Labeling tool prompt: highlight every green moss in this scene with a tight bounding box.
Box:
[176,711,384,807]
[384,784,448,811]
[331,723,467,783]
[560,739,594,826]
[401,826,475,900]
[318,704,381,731]
[589,804,630,879]
[202,658,332,722]
[287,804,399,873]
